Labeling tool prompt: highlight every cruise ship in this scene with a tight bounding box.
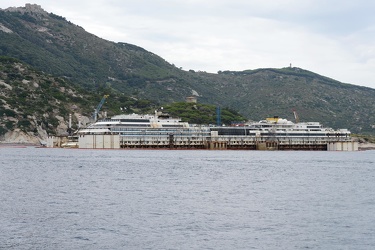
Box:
[211,116,352,150]
[49,113,357,151]
[212,116,350,137]
[76,111,211,149]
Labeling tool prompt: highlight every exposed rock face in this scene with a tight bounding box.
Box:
[2,129,41,144]
[37,125,48,140]
[0,79,12,90]
[0,56,94,145]
[56,117,69,136]
[0,23,13,33]
[0,114,90,144]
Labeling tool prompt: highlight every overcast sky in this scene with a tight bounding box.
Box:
[2,1,375,89]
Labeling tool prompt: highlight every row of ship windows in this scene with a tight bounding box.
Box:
[257,133,348,137]
[95,124,185,128]
[218,132,348,137]
[251,125,322,129]
[114,119,179,123]
[110,132,347,137]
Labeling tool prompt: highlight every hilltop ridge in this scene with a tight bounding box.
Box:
[0,4,374,136]
[3,3,47,14]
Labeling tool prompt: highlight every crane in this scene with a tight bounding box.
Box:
[93,95,109,121]
[293,109,300,123]
[216,106,221,126]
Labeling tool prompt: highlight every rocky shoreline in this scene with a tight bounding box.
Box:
[0,129,45,145]
[358,142,375,151]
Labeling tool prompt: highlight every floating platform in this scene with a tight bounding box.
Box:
[47,133,358,151]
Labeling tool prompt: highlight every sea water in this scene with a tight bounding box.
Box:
[1,147,374,249]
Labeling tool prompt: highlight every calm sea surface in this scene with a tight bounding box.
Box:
[1,147,375,249]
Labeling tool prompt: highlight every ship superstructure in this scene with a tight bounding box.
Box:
[77,111,211,149]
[211,116,351,150]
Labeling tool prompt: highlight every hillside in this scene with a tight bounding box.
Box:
[0,57,245,142]
[0,4,375,135]
[0,56,160,142]
[0,56,89,143]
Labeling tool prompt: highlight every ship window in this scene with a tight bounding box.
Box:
[307,126,321,128]
[120,119,149,122]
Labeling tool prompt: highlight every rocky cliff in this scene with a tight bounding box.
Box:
[0,57,93,144]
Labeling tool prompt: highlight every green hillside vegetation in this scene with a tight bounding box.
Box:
[0,57,159,136]
[0,56,88,136]
[0,57,245,137]
[0,8,183,90]
[163,102,246,125]
[197,68,375,133]
[1,4,374,135]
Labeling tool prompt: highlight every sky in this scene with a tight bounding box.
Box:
[1,1,375,89]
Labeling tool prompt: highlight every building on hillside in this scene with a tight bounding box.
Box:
[186,96,197,103]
